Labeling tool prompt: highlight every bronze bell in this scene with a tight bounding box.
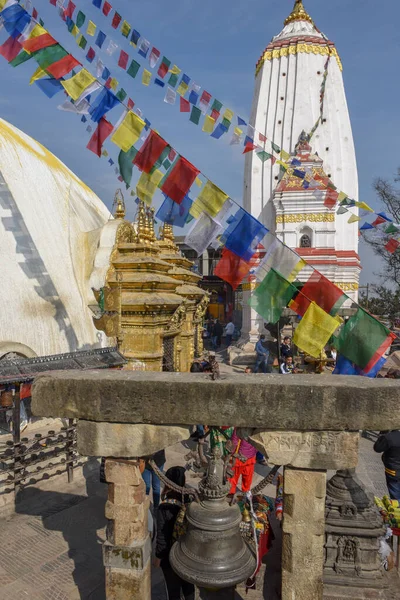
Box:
[170,448,256,589]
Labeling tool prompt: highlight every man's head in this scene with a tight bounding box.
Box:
[245,366,252,374]
[283,336,291,345]
[260,334,266,341]
[286,356,293,365]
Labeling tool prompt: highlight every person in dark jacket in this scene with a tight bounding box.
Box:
[142,449,166,509]
[211,319,223,350]
[374,431,400,500]
[155,467,194,600]
[280,336,293,359]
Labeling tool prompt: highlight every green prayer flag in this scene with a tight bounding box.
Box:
[150,145,171,174]
[211,99,222,112]
[168,73,179,87]
[127,59,140,79]
[256,151,273,163]
[163,159,171,171]
[248,268,297,324]
[39,18,44,26]
[34,45,68,70]
[190,106,201,125]
[76,10,85,28]
[79,35,88,50]
[10,50,32,67]
[116,88,127,102]
[336,206,348,215]
[118,146,138,187]
[221,117,231,130]
[271,142,281,154]
[385,223,400,234]
[335,307,392,370]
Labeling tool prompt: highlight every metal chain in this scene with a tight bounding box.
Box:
[149,459,200,501]
[251,464,280,495]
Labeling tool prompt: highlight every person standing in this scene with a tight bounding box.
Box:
[254,335,269,374]
[228,429,257,495]
[374,431,400,500]
[280,336,293,359]
[142,449,165,509]
[224,319,235,347]
[211,319,223,350]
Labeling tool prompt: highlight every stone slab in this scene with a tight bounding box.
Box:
[32,371,400,431]
[103,538,152,570]
[105,561,151,600]
[77,420,190,457]
[249,430,359,469]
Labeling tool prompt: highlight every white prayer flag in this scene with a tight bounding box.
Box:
[164,87,176,105]
[185,212,223,257]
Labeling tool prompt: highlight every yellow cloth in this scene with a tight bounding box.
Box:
[276,160,288,170]
[234,127,243,136]
[169,65,181,75]
[121,21,131,36]
[356,201,374,212]
[142,69,151,86]
[223,108,234,122]
[29,66,46,84]
[337,191,347,202]
[71,25,79,38]
[110,78,118,90]
[348,214,361,224]
[136,170,163,206]
[293,302,342,358]
[176,81,188,96]
[23,24,48,53]
[86,21,96,36]
[111,111,146,152]
[61,69,97,101]
[0,0,8,9]
[190,180,228,219]
[102,149,108,157]
[280,149,290,161]
[202,115,215,133]
[195,177,203,188]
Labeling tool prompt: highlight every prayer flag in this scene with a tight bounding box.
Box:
[256,151,273,163]
[35,77,63,98]
[110,78,118,90]
[324,188,339,209]
[189,90,199,105]
[385,223,400,234]
[289,271,346,317]
[294,302,342,358]
[237,116,247,127]
[222,108,234,122]
[356,201,374,212]
[185,212,223,256]
[214,248,255,291]
[87,117,113,156]
[337,206,349,215]
[136,169,164,206]
[372,216,386,227]
[225,208,268,261]
[47,54,80,79]
[103,1,111,16]
[259,133,267,143]
[112,111,145,152]
[243,142,257,154]
[116,88,127,101]
[9,49,32,67]
[133,130,169,173]
[61,68,96,100]
[293,168,305,179]
[211,98,222,113]
[105,39,118,55]
[92,0,101,7]
[385,238,400,254]
[78,35,87,49]
[190,180,229,219]
[189,106,201,125]
[1,4,30,38]
[161,156,200,204]
[149,46,160,68]
[360,222,374,231]
[271,142,280,153]
[111,11,121,29]
[64,1,76,20]
[202,115,215,133]
[138,37,150,58]
[280,149,290,161]
[89,87,119,122]
[121,20,131,38]
[255,235,306,282]
[157,55,170,78]
[210,108,220,121]
[58,97,90,114]
[118,145,137,186]
[348,214,361,224]
[142,69,151,86]
[199,90,211,113]
[335,308,396,371]
[377,212,393,222]
[177,74,190,96]
[0,35,22,61]
[86,47,95,62]
[127,58,140,78]
[76,10,85,27]
[130,29,140,46]
[180,96,190,113]
[210,123,228,139]
[195,177,202,187]
[95,30,106,48]
[22,32,57,52]
[167,66,180,88]
[249,268,297,324]
[86,20,96,36]
[127,98,134,109]
[156,194,192,228]
[29,65,47,84]
[118,49,128,69]
[164,86,176,105]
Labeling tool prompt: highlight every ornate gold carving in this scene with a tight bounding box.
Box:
[194,293,210,323]
[256,45,342,76]
[276,213,335,224]
[284,0,313,27]
[166,302,187,333]
[115,221,135,244]
[335,282,359,292]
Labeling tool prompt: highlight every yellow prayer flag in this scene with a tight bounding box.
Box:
[0,0,8,9]
[71,25,79,38]
[169,65,181,75]
[136,170,163,206]
[61,69,97,101]
[76,34,83,46]
[348,214,361,224]
[190,180,229,219]
[176,82,188,97]
[111,111,146,152]
[29,24,47,39]
[337,191,347,203]
[121,21,131,37]
[202,115,215,134]
[293,302,342,358]
[276,160,288,170]
[280,149,290,161]
[142,69,151,86]
[234,127,243,136]
[102,150,109,157]
[29,66,46,85]
[195,177,203,188]
[289,258,307,282]
[110,78,118,90]
[357,201,374,212]
[86,21,96,36]
[223,108,234,122]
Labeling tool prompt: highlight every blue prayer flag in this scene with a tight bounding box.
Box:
[35,78,63,99]
[243,135,254,146]
[81,115,87,123]
[1,4,30,38]
[92,0,102,7]
[333,354,386,378]
[211,124,228,140]
[293,169,305,179]
[144,118,151,130]
[377,212,393,222]
[181,73,190,85]
[130,29,140,45]
[225,208,269,261]
[89,88,120,122]
[360,222,374,231]
[189,90,199,105]
[95,31,106,49]
[101,66,110,80]
[154,78,165,87]
[302,180,310,189]
[108,158,114,165]
[291,158,301,167]
[156,194,193,228]
[237,116,247,127]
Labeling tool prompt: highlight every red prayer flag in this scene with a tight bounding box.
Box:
[180,97,190,113]
[289,271,346,317]
[313,173,330,186]
[87,117,113,157]
[87,47,95,61]
[243,142,257,154]
[105,76,112,89]
[133,131,169,174]
[0,36,22,62]
[259,133,267,143]
[32,7,38,19]
[118,49,129,69]
[168,148,176,162]
[127,98,134,109]
[161,156,200,204]
[214,249,256,291]
[23,33,57,53]
[50,0,57,5]
[63,0,76,20]
[200,90,211,105]
[111,12,122,28]
[157,60,169,79]
[385,238,400,254]
[46,54,80,79]
[372,216,386,227]
[211,109,220,121]
[271,156,277,165]
[324,188,339,209]
[103,1,112,15]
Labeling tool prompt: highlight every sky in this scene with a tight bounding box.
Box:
[0,0,399,286]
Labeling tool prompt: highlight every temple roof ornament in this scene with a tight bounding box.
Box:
[284,0,314,27]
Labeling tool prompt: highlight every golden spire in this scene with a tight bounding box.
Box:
[136,201,147,242]
[113,189,126,219]
[284,0,313,26]
[147,207,157,242]
[162,222,175,243]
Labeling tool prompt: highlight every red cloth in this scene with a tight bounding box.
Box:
[118,50,129,69]
[111,12,122,29]
[20,383,32,400]
[0,36,22,62]
[46,54,80,79]
[211,108,220,121]
[243,142,257,154]
[200,90,211,106]
[105,76,112,89]
[32,8,38,19]
[63,0,76,20]
[103,1,112,15]
[133,131,169,174]
[157,59,169,79]
[179,97,190,112]
[23,33,57,53]
[385,239,400,254]
[324,188,339,209]
[229,457,256,494]
[214,249,256,291]
[231,429,257,460]
[87,47,95,61]
[87,117,113,157]
[161,156,200,204]
[290,271,345,317]
[372,216,386,227]
[364,332,397,374]
[127,98,134,109]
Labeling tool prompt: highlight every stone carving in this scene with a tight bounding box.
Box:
[276,213,335,224]
[166,302,187,332]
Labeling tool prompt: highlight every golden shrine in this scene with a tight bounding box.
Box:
[93,198,209,372]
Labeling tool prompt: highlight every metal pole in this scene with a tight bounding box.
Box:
[66,418,74,483]
[13,385,21,497]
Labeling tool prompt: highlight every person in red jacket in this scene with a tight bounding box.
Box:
[228,428,257,495]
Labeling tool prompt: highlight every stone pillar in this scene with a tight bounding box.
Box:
[103,459,151,600]
[282,467,326,600]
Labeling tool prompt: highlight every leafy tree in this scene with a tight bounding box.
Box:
[359,285,400,327]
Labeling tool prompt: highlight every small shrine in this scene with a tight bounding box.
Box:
[92,198,209,372]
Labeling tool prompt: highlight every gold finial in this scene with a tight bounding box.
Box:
[114,189,126,219]
[136,201,147,242]
[284,0,313,26]
[163,223,175,242]
[147,207,157,242]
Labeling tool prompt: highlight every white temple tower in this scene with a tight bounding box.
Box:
[242,0,360,340]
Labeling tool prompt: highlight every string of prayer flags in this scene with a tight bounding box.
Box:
[161,156,200,204]
[335,308,396,372]
[293,302,342,359]
[189,180,229,219]
[384,239,400,254]
[185,212,223,257]
[61,67,96,100]
[156,194,193,227]
[248,268,297,324]
[136,169,164,205]
[177,74,190,97]
[86,116,113,156]
[214,249,256,291]
[112,111,146,152]
[289,271,346,317]
[118,146,138,187]
[256,235,306,282]
[224,209,268,262]
[133,130,169,173]
[89,87,120,122]
[46,54,80,78]
[157,56,170,78]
